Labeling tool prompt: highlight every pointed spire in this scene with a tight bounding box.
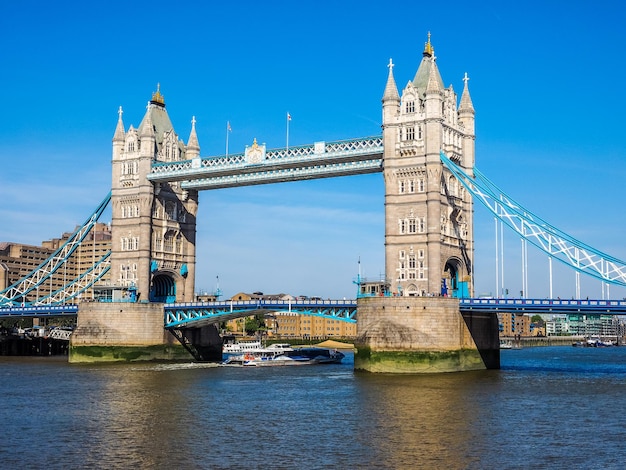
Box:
[140,108,155,138]
[150,83,165,107]
[423,31,434,57]
[382,58,400,103]
[113,106,125,142]
[426,55,442,94]
[459,72,475,113]
[187,116,200,159]
[413,32,444,92]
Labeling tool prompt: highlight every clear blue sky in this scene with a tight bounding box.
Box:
[1,0,625,300]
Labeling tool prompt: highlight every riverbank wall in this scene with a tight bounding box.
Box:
[501,336,584,347]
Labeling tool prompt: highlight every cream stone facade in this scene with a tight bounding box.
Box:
[111,87,199,303]
[382,35,475,298]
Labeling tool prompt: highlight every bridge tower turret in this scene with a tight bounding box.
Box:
[381,34,475,298]
[110,86,198,303]
[354,34,496,373]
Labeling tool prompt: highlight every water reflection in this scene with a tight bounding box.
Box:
[354,370,501,469]
[3,349,626,469]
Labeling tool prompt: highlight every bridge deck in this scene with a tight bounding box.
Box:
[460,298,626,314]
[2,298,625,323]
[146,136,383,190]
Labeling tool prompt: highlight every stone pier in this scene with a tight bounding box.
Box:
[354,297,500,373]
[69,302,190,363]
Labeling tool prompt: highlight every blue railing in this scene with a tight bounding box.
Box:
[459,298,626,314]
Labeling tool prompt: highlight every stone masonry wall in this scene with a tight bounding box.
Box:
[356,296,475,351]
[71,302,175,346]
[354,296,497,373]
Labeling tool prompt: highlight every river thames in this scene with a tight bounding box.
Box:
[1,346,625,469]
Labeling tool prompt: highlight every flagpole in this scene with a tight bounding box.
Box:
[226,121,230,156]
[286,112,290,151]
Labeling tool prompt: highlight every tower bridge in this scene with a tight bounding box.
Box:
[2,34,626,371]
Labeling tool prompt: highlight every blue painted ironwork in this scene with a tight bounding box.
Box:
[440,151,626,287]
[0,304,78,318]
[30,252,111,306]
[459,298,626,315]
[0,192,112,306]
[147,136,383,190]
[164,299,357,329]
[3,297,626,324]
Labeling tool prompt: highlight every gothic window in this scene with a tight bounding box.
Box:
[418,178,425,192]
[399,250,405,259]
[418,125,422,140]
[399,219,406,234]
[418,249,424,258]
[408,218,416,233]
[418,217,426,233]
[409,255,416,269]
[165,201,177,221]
[409,180,415,193]
[449,176,458,197]
[405,101,415,113]
[406,127,415,141]
[399,180,405,193]
[155,235,162,250]
[127,141,135,152]
[461,223,468,239]
[164,232,174,252]
[134,205,140,217]
[175,234,183,254]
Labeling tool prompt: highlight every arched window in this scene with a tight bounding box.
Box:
[164,231,175,252]
[165,201,177,221]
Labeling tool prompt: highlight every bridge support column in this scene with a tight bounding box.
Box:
[172,325,223,362]
[69,302,189,363]
[354,297,499,373]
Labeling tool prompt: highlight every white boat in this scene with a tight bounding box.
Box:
[222,340,293,354]
[222,347,344,366]
[500,340,513,349]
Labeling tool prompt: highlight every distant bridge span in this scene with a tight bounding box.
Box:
[163,299,358,329]
[459,298,626,315]
[2,298,626,326]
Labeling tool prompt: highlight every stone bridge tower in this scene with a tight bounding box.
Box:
[110,86,199,303]
[382,34,475,298]
[354,36,499,374]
